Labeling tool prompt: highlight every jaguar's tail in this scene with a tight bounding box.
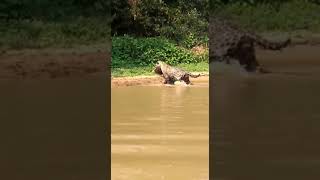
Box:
[253,35,291,50]
[188,73,201,78]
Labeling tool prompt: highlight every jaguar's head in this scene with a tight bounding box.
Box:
[153,61,163,75]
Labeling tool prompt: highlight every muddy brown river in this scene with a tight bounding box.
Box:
[112,83,209,180]
[0,45,318,179]
[211,45,320,179]
[0,77,107,180]
[112,45,320,179]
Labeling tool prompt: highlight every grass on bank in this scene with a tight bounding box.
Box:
[112,61,208,77]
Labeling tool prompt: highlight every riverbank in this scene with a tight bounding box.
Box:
[0,44,109,80]
[111,73,209,87]
[0,34,319,81]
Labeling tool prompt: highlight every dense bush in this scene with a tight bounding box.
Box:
[159,7,208,48]
[111,0,208,48]
[0,0,110,50]
[0,17,110,49]
[209,0,318,9]
[111,0,133,35]
[212,0,320,32]
[0,0,109,21]
[112,36,208,68]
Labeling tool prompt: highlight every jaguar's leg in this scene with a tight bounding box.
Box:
[235,39,259,72]
[165,75,175,85]
[244,50,258,72]
[245,48,271,73]
[183,76,191,85]
[236,38,271,73]
[163,74,170,84]
[169,77,176,84]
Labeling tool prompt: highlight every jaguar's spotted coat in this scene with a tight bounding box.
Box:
[154,61,200,84]
[209,17,291,73]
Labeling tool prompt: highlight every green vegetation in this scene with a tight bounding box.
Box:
[112,36,207,67]
[112,36,208,77]
[0,18,110,50]
[111,0,209,77]
[0,0,110,50]
[112,0,208,48]
[111,0,320,77]
[211,0,320,32]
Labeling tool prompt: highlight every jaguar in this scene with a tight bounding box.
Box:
[209,16,291,73]
[154,61,200,84]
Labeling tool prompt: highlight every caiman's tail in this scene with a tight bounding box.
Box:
[254,35,291,50]
[188,73,201,78]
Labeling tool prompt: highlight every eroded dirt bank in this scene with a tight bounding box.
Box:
[0,48,109,80]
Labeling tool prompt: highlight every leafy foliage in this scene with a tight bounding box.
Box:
[0,17,110,49]
[209,0,320,12]
[111,0,208,48]
[211,0,320,32]
[112,36,208,68]
[159,7,208,48]
[0,0,110,50]
[0,0,109,21]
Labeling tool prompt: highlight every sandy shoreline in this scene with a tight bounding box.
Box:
[111,73,209,87]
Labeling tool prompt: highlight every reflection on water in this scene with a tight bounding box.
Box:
[112,84,208,180]
[211,46,320,179]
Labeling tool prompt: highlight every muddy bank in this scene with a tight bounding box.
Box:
[1,40,318,81]
[261,32,320,46]
[112,73,209,87]
[0,48,109,80]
